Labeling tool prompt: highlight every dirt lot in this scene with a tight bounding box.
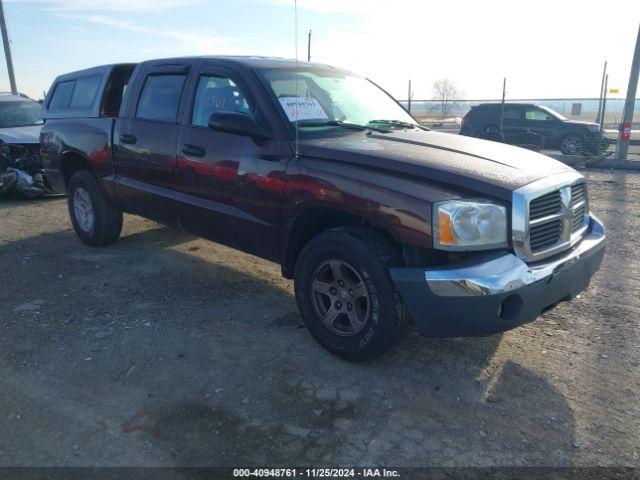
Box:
[0,169,638,467]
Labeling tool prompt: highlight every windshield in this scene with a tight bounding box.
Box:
[0,100,43,128]
[260,67,417,131]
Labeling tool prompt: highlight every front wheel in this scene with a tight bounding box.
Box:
[560,135,585,155]
[67,170,123,246]
[294,227,410,361]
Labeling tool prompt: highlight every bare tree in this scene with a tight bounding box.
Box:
[432,79,462,120]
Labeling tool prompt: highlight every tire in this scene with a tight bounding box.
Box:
[560,134,585,155]
[67,170,122,246]
[294,227,410,361]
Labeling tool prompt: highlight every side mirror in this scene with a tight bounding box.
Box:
[208,111,271,140]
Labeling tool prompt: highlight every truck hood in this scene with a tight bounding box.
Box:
[0,124,42,144]
[297,129,576,200]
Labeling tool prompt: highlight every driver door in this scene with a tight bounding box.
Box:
[523,107,557,147]
[175,64,289,261]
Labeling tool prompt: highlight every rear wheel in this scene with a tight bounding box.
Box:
[67,170,122,246]
[294,227,410,361]
[560,135,585,155]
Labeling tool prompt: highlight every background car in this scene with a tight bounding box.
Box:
[0,92,49,197]
[459,103,605,155]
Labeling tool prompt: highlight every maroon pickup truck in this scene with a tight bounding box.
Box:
[40,57,605,360]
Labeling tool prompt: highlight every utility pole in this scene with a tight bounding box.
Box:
[307,30,311,62]
[616,23,640,160]
[0,0,17,94]
[595,61,607,124]
[407,79,412,114]
[499,77,507,136]
[600,74,608,129]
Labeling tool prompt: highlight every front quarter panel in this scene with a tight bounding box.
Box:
[285,156,465,249]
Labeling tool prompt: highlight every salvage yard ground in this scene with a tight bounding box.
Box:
[0,169,638,467]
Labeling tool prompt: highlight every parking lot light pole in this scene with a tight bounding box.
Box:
[0,0,17,94]
[616,23,640,161]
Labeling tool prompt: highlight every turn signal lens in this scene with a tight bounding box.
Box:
[438,210,455,245]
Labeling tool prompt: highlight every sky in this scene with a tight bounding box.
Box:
[1,0,639,101]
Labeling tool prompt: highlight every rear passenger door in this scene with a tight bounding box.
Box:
[113,62,192,223]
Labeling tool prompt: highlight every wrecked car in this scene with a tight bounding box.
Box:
[0,92,51,197]
[40,58,605,360]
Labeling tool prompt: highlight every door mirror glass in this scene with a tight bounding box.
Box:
[208,111,271,139]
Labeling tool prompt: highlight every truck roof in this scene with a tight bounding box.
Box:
[140,55,345,71]
[48,57,349,90]
[51,63,138,83]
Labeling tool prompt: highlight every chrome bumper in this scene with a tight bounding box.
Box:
[426,215,606,297]
[389,215,605,337]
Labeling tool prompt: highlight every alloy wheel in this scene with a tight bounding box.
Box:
[561,136,583,155]
[73,187,95,233]
[310,259,370,336]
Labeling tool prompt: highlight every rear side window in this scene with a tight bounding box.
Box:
[136,74,186,122]
[503,106,521,120]
[69,75,101,109]
[48,80,75,110]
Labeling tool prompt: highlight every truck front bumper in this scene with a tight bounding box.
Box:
[389,215,605,337]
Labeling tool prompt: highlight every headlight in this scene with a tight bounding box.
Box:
[587,124,601,132]
[433,200,508,250]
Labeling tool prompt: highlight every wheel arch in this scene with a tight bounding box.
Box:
[281,206,402,279]
[60,151,91,187]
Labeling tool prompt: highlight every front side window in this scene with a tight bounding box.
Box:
[0,100,43,128]
[260,67,416,132]
[191,75,253,127]
[136,74,186,122]
[525,108,553,121]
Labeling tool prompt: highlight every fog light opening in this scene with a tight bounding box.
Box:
[499,294,523,322]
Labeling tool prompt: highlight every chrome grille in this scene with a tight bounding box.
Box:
[529,190,561,221]
[512,172,590,262]
[530,218,563,251]
[571,183,588,233]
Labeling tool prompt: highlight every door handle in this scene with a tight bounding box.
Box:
[181,144,206,158]
[119,134,137,144]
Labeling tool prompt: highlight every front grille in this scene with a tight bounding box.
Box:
[571,183,586,206]
[530,219,563,251]
[526,181,589,257]
[571,183,587,233]
[529,190,562,221]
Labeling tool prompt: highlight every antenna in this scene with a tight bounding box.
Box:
[294,0,300,158]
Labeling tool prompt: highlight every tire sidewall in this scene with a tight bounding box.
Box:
[295,233,400,359]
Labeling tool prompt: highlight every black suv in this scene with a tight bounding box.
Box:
[460,103,604,155]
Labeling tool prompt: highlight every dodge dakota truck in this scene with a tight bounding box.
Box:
[40,57,605,360]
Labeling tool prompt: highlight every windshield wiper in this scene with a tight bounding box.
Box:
[367,119,430,131]
[296,120,390,133]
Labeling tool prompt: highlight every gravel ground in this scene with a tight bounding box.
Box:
[0,169,638,467]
